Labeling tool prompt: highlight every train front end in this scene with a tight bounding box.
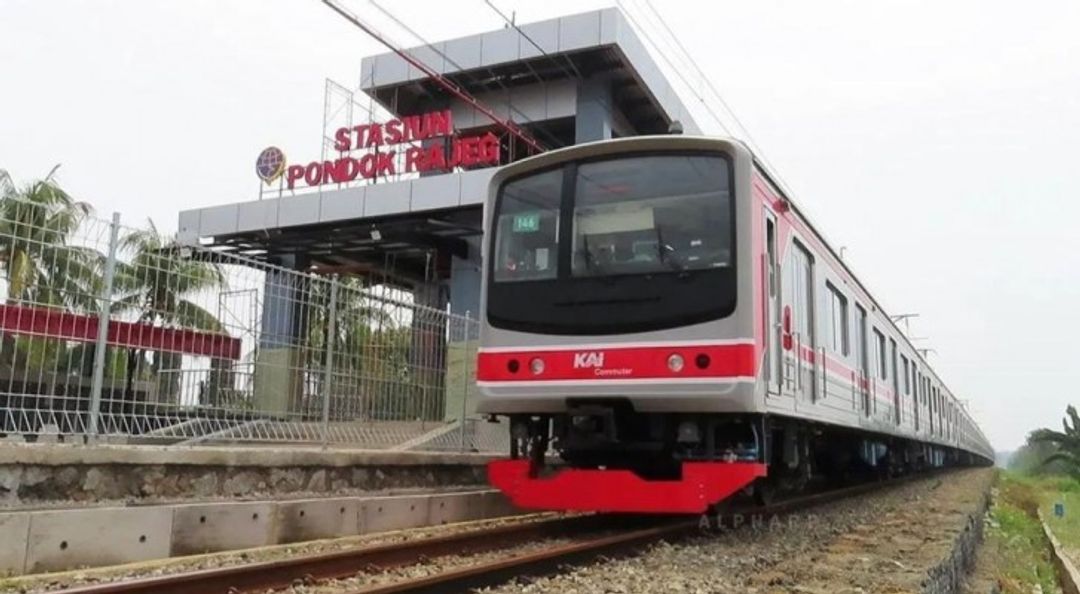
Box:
[478,136,765,514]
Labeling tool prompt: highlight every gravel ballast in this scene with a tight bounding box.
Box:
[479,468,994,594]
[0,513,559,593]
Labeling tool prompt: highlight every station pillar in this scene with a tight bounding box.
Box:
[254,254,310,415]
[409,280,449,421]
[444,237,482,421]
[576,75,628,143]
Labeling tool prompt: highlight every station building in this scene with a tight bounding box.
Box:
[177,7,700,415]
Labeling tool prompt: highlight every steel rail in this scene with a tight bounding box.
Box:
[54,515,617,594]
[55,471,944,594]
[345,473,936,594]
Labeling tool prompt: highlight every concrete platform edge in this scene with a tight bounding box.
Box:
[1040,512,1080,594]
[0,443,497,467]
[0,489,519,575]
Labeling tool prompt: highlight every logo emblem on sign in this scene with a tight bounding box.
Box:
[573,352,605,369]
[256,146,286,185]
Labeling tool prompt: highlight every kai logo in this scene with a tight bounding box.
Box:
[573,352,605,369]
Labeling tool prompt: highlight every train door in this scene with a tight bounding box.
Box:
[854,304,870,417]
[788,242,816,404]
[765,215,781,396]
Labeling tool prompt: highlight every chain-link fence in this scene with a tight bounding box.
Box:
[0,195,505,452]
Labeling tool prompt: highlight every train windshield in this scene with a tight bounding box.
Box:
[489,151,735,335]
[572,155,731,277]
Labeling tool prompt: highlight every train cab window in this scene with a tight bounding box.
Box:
[873,329,887,380]
[825,282,849,356]
[572,155,732,277]
[488,152,736,335]
[492,168,563,282]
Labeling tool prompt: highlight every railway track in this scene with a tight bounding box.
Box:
[55,474,930,594]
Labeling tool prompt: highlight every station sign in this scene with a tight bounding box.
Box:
[256,109,500,190]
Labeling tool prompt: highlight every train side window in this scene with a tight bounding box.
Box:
[767,219,776,297]
[854,304,868,374]
[825,282,849,356]
[872,329,887,380]
[901,356,910,393]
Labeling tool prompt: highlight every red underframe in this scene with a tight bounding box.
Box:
[0,303,241,360]
[488,459,768,514]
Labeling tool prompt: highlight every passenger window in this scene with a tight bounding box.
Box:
[825,282,849,356]
[901,356,910,393]
[872,329,887,380]
[854,304,868,376]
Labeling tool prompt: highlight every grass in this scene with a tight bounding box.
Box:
[982,472,1060,594]
[1038,475,1080,565]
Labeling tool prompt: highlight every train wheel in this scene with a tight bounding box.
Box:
[751,477,776,507]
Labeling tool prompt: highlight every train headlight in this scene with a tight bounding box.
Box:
[667,353,685,373]
[530,358,545,375]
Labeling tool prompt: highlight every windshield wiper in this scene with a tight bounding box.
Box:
[654,225,686,272]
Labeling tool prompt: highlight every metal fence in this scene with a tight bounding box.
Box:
[0,196,505,452]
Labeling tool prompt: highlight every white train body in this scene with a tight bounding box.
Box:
[477,135,992,513]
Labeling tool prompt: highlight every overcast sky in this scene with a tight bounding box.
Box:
[2,0,1078,450]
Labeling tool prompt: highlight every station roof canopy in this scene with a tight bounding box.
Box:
[177,8,700,282]
[359,7,700,137]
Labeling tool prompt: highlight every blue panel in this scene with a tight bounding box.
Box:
[410,174,461,212]
[459,169,495,206]
[198,204,239,236]
[444,36,483,72]
[373,53,409,87]
[277,193,321,227]
[177,209,201,245]
[481,28,520,67]
[236,199,280,232]
[364,181,412,217]
[558,11,601,53]
[518,19,558,60]
[320,186,365,222]
[407,42,445,79]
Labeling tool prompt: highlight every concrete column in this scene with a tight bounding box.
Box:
[448,237,481,322]
[254,255,310,415]
[575,75,618,143]
[444,238,481,421]
[409,280,449,422]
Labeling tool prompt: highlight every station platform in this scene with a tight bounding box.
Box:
[0,443,497,509]
[0,443,520,575]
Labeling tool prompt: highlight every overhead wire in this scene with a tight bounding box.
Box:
[612,0,735,138]
[322,0,546,153]
[632,0,798,198]
[364,0,572,151]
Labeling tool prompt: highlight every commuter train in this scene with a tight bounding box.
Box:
[477,135,993,514]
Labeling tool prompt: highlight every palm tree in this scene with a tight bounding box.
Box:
[112,220,226,404]
[0,167,103,401]
[1030,405,1080,478]
[0,166,100,311]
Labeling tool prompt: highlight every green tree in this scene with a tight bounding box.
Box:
[0,166,100,310]
[0,167,103,393]
[112,220,226,404]
[304,277,400,418]
[1029,405,1080,479]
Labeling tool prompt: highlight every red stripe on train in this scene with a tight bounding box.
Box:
[477,343,756,382]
